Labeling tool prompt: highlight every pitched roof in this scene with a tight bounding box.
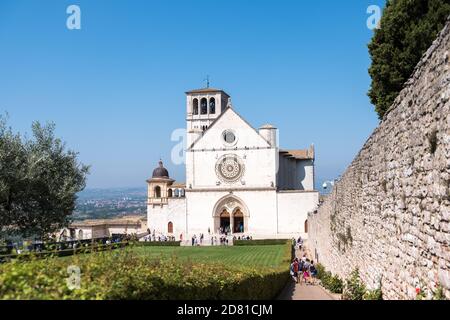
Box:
[171,182,186,188]
[187,106,271,150]
[280,146,315,160]
[185,88,230,95]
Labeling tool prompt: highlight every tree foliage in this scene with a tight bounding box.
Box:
[0,115,89,239]
[368,0,450,119]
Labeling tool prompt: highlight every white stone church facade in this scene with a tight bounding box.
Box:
[147,88,319,240]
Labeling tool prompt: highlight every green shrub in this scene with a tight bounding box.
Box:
[342,269,366,300]
[327,275,344,294]
[0,246,289,300]
[363,289,383,300]
[315,264,343,294]
[315,263,326,279]
[233,239,289,246]
[321,272,343,294]
[432,285,447,300]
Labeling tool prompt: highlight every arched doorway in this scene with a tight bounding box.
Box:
[168,222,173,233]
[168,189,173,198]
[233,209,244,233]
[219,209,230,234]
[213,195,249,234]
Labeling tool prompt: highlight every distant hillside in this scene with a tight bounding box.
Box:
[74,187,147,220]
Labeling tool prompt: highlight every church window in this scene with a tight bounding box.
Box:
[168,222,173,233]
[200,98,207,114]
[209,98,216,114]
[154,186,161,198]
[222,130,236,144]
[193,99,199,115]
[215,154,245,183]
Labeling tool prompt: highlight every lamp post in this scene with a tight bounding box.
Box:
[322,180,335,192]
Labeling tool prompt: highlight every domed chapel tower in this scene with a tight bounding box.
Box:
[147,160,175,206]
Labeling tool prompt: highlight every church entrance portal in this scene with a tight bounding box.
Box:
[213,196,249,235]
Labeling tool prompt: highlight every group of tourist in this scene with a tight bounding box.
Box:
[233,235,252,241]
[143,234,176,242]
[290,253,318,285]
[218,226,231,235]
[191,234,205,246]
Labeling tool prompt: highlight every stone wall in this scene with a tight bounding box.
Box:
[308,18,450,300]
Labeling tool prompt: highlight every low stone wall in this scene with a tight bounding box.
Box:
[308,18,450,300]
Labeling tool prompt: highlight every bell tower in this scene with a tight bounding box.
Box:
[185,87,230,147]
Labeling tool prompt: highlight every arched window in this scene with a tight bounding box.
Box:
[200,98,207,114]
[209,98,216,114]
[78,229,83,240]
[304,219,308,233]
[193,98,199,115]
[154,186,161,198]
[168,222,173,233]
[168,189,173,198]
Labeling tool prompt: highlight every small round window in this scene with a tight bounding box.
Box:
[222,130,236,144]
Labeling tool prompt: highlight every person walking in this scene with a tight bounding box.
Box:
[302,266,310,285]
[309,260,318,285]
[290,259,298,283]
[293,258,299,283]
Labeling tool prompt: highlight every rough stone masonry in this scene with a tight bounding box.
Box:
[308,18,450,300]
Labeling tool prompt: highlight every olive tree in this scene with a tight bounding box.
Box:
[0,116,89,239]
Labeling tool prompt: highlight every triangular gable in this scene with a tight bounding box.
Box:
[189,107,271,151]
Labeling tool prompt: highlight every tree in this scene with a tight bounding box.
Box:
[0,115,89,239]
[368,0,450,119]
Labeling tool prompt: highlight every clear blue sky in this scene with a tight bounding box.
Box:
[0,0,385,189]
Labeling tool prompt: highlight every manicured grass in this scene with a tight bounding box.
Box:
[131,244,289,269]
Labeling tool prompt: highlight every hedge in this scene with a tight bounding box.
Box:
[0,241,180,264]
[0,244,291,300]
[0,242,129,263]
[233,239,289,246]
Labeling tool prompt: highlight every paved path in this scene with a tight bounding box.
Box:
[277,279,336,300]
[277,242,339,301]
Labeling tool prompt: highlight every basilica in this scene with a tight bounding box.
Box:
[147,87,319,241]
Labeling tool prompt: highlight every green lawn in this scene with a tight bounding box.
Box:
[131,244,289,269]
